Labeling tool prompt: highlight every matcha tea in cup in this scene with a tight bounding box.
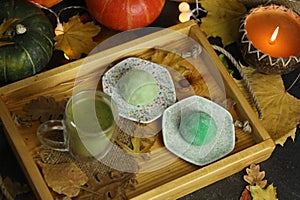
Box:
[37,90,118,160]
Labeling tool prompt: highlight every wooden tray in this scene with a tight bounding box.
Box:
[0,21,275,199]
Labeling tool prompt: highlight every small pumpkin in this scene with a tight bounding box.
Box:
[27,0,62,8]
[85,0,166,31]
[0,0,54,85]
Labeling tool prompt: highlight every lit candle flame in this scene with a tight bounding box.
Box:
[269,26,279,44]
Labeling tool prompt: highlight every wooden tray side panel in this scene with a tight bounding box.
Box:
[0,99,53,200]
[131,139,274,200]
[188,25,271,143]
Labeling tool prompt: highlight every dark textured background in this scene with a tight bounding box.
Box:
[1,1,300,199]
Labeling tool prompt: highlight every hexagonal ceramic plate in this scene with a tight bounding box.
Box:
[102,57,176,123]
[162,95,235,166]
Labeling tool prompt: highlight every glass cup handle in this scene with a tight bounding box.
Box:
[37,120,68,152]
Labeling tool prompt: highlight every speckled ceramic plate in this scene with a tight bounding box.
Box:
[102,57,176,123]
[162,95,235,166]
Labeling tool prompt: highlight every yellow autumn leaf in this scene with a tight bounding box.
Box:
[54,15,101,60]
[235,66,300,145]
[199,0,247,46]
[250,184,277,200]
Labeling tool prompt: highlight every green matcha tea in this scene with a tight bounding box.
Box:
[65,94,115,158]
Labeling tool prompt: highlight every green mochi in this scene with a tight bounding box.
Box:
[179,111,217,146]
[118,69,159,106]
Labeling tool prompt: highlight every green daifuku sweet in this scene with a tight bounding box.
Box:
[118,69,159,106]
[179,111,217,146]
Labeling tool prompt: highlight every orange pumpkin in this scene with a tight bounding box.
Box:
[27,0,62,8]
[85,0,166,31]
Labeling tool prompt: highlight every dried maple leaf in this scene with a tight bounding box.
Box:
[199,0,247,46]
[116,120,157,157]
[77,170,136,200]
[243,164,267,190]
[54,15,101,60]
[38,162,88,197]
[148,50,210,99]
[235,66,300,145]
[117,136,156,156]
[23,96,66,122]
[150,50,191,76]
[250,184,277,200]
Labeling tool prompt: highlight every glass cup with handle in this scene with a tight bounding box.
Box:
[37,90,119,160]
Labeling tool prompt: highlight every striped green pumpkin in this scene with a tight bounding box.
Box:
[0,0,54,85]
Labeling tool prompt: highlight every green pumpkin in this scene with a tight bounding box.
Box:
[0,0,54,85]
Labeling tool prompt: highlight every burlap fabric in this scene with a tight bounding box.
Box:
[34,118,140,178]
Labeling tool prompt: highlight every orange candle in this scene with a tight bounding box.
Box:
[245,5,300,58]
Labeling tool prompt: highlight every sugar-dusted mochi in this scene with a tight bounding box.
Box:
[118,69,159,106]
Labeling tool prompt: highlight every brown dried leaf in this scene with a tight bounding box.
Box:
[23,96,66,122]
[117,136,156,156]
[38,162,88,197]
[0,175,30,200]
[77,170,136,200]
[11,112,32,127]
[250,184,277,200]
[234,66,300,145]
[116,120,157,157]
[149,50,210,99]
[244,164,267,190]
[150,50,192,77]
[54,15,101,60]
[199,0,247,46]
